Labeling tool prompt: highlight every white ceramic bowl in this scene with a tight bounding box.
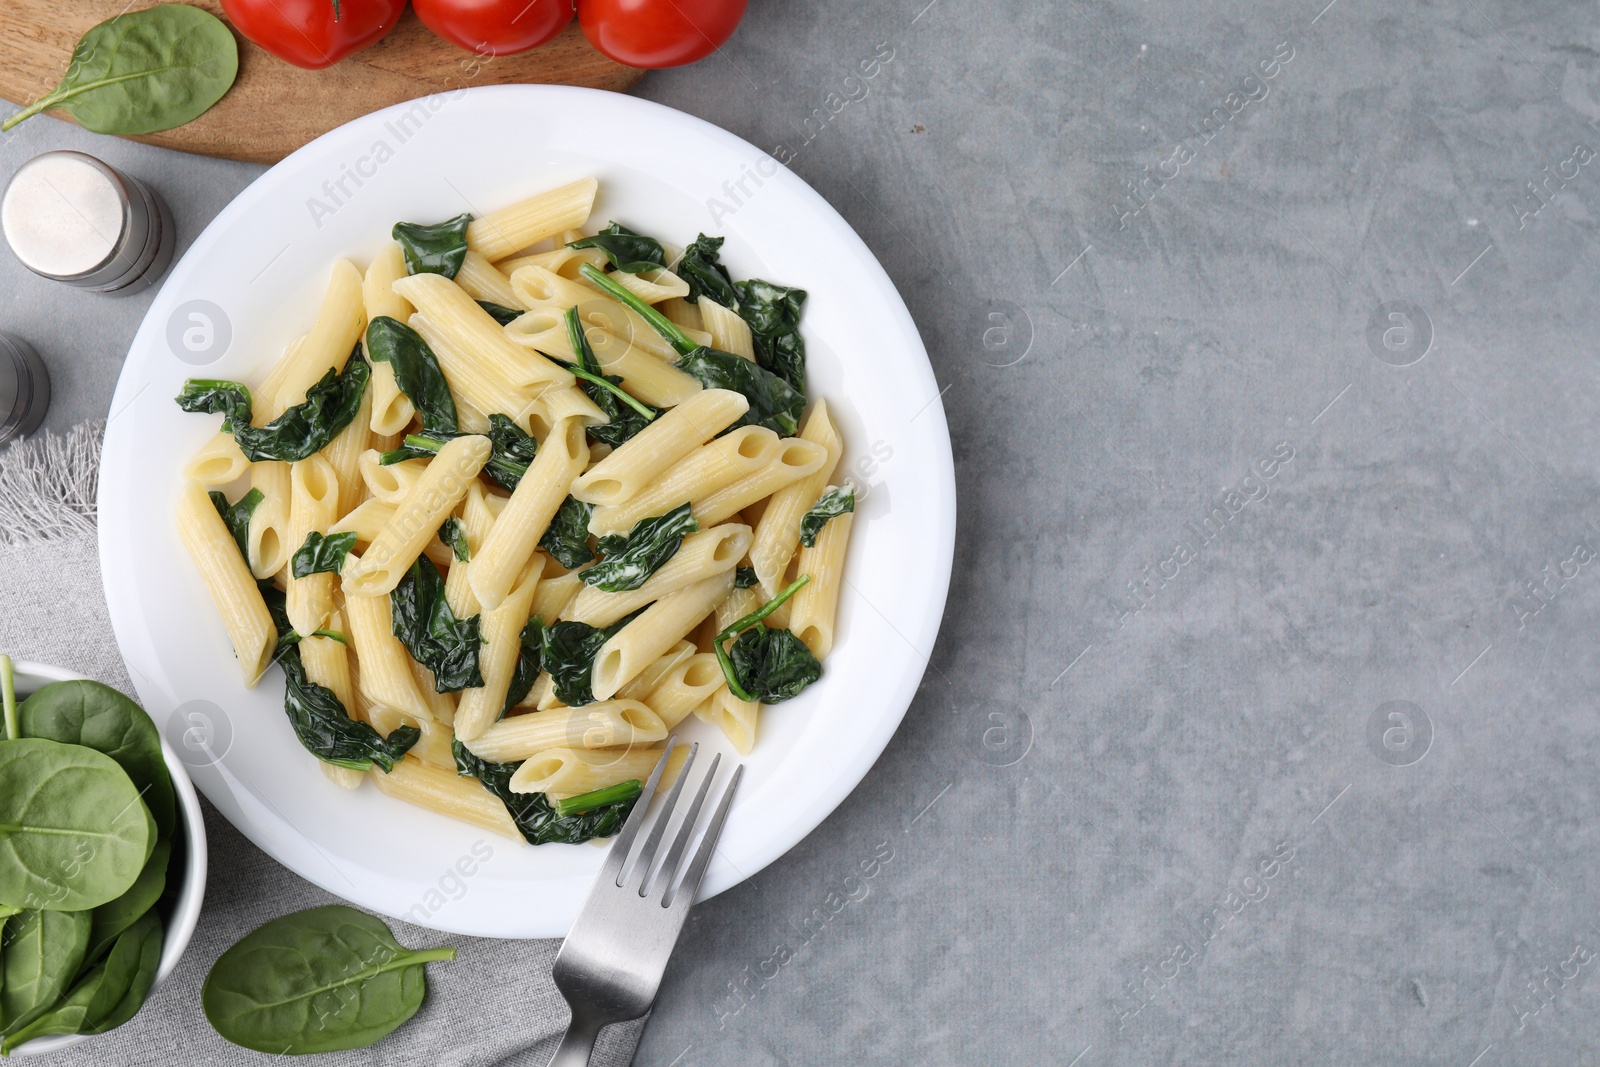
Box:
[7,661,208,1058]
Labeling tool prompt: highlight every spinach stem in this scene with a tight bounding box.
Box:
[713,575,811,702]
[578,264,698,356]
[554,779,642,816]
[0,655,15,741]
[561,306,658,421]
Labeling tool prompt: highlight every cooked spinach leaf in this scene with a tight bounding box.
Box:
[539,610,641,707]
[539,496,595,569]
[676,347,805,436]
[677,233,739,307]
[392,213,472,278]
[365,316,458,433]
[202,905,452,1055]
[178,353,370,462]
[502,617,545,718]
[579,265,805,435]
[452,741,640,846]
[799,484,855,547]
[734,566,759,589]
[278,643,418,772]
[390,556,483,693]
[291,531,357,578]
[177,379,251,431]
[475,300,523,326]
[382,417,533,491]
[208,488,263,562]
[581,503,696,592]
[736,278,808,392]
[712,575,821,703]
[439,518,470,563]
[568,222,667,273]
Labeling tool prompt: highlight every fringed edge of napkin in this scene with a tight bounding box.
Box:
[0,420,103,547]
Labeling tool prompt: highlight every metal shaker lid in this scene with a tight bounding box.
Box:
[0,333,50,447]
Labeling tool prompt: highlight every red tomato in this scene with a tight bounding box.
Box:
[579,0,748,68]
[221,0,407,69]
[414,0,574,56]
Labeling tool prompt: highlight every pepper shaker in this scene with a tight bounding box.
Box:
[0,333,50,447]
[1,151,175,294]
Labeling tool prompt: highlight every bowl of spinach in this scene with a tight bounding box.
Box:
[0,658,207,1057]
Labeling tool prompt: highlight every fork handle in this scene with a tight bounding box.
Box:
[545,1016,601,1067]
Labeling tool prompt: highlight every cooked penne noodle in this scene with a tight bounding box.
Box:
[258,259,365,421]
[359,452,428,504]
[444,481,495,619]
[323,380,373,516]
[362,242,418,436]
[177,481,276,687]
[615,639,697,701]
[696,685,760,755]
[526,384,607,428]
[344,591,434,720]
[455,554,545,742]
[454,251,521,310]
[790,510,852,658]
[690,436,829,529]
[659,296,703,333]
[586,426,779,536]
[300,624,365,789]
[246,461,291,580]
[285,454,340,637]
[470,418,586,610]
[508,743,670,796]
[464,701,665,763]
[395,272,571,389]
[466,178,598,262]
[409,659,460,725]
[343,435,491,597]
[371,757,521,839]
[645,653,725,729]
[328,499,454,570]
[562,524,752,628]
[363,703,456,771]
[750,400,843,596]
[530,566,584,625]
[569,389,749,506]
[590,570,735,701]
[699,298,755,360]
[510,264,706,362]
[183,432,249,486]
[499,245,609,280]
[504,309,702,408]
[609,267,690,305]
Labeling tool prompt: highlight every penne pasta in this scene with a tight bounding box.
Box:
[176,481,276,687]
[645,653,725,729]
[258,259,365,421]
[510,264,706,362]
[285,454,340,637]
[790,510,853,658]
[360,452,428,504]
[246,461,292,580]
[590,570,735,701]
[609,267,690,305]
[454,250,521,310]
[689,436,828,529]
[182,432,249,486]
[455,554,545,742]
[562,524,752,628]
[569,388,749,506]
[464,701,665,764]
[362,242,418,436]
[344,591,434,720]
[508,744,670,796]
[504,308,702,408]
[470,418,586,610]
[467,178,598,262]
[750,400,843,597]
[586,426,782,536]
[370,757,521,839]
[699,297,755,360]
[615,640,697,701]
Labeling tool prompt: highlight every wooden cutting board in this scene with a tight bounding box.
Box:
[0,1,644,163]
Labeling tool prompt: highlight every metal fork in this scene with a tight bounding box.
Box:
[545,738,742,1067]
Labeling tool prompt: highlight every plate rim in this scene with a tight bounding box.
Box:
[98,84,956,937]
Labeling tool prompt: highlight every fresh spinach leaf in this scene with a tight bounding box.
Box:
[291,531,357,578]
[202,904,453,1055]
[676,347,806,436]
[365,316,458,433]
[728,627,823,704]
[84,839,170,965]
[0,5,238,136]
[799,484,855,547]
[1,912,163,1052]
[712,575,822,704]
[208,488,263,563]
[677,233,739,307]
[568,222,667,273]
[0,908,91,1038]
[538,609,645,708]
[278,644,418,772]
[475,300,523,326]
[452,742,639,846]
[502,617,545,718]
[390,556,483,693]
[176,379,251,431]
[178,354,370,462]
[539,496,595,569]
[17,679,176,839]
[392,213,472,279]
[0,738,154,912]
[439,518,471,563]
[735,278,808,392]
[734,567,760,589]
[581,503,697,592]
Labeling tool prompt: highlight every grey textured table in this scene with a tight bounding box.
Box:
[5,0,1600,1062]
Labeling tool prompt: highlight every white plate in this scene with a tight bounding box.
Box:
[99,86,955,938]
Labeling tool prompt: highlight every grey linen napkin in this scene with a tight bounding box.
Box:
[0,423,644,1066]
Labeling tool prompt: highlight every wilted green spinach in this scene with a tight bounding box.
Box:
[452,741,640,846]
[568,222,667,273]
[582,503,696,592]
[390,556,483,693]
[539,496,595,569]
[712,575,822,703]
[291,531,357,578]
[365,316,458,434]
[177,353,370,462]
[393,213,472,278]
[799,484,855,547]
